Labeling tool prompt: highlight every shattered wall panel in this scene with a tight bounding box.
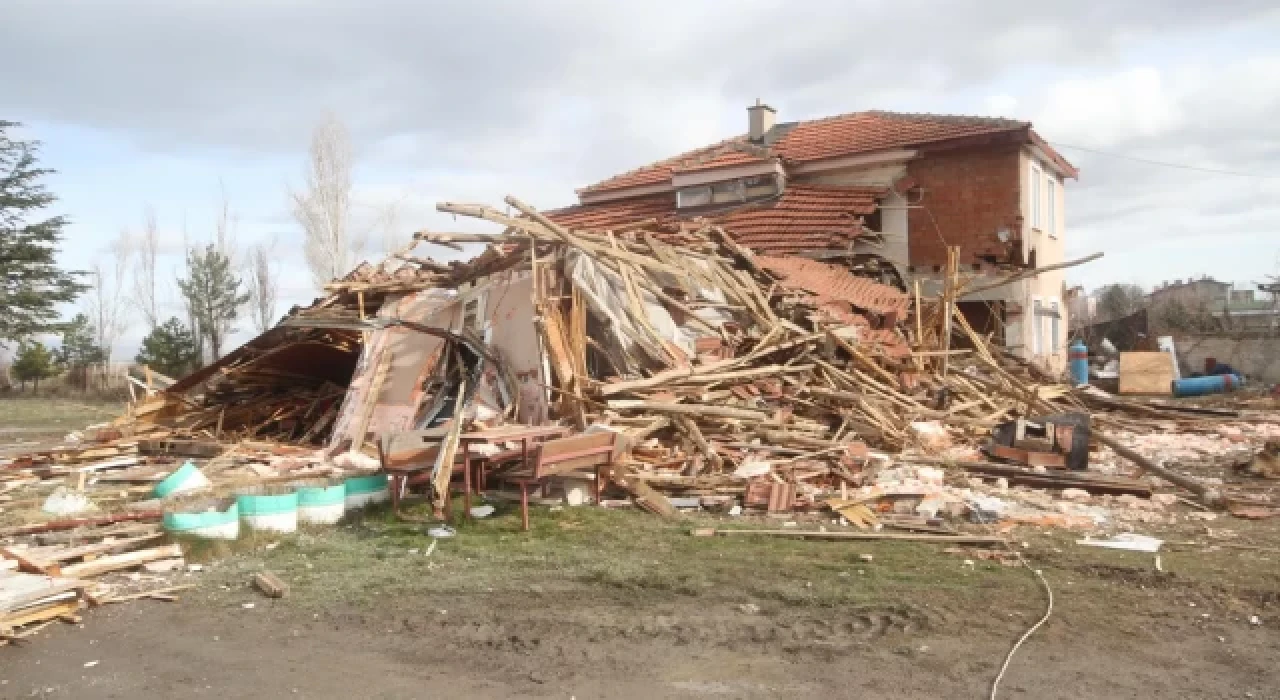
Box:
[327,289,457,451]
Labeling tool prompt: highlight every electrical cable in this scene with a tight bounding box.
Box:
[1049,142,1279,180]
[970,510,1055,700]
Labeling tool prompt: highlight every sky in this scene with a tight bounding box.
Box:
[3,0,1279,359]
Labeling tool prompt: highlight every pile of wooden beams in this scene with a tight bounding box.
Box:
[1,520,188,644]
[425,196,1135,508]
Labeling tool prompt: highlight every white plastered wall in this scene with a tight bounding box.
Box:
[1018,149,1069,373]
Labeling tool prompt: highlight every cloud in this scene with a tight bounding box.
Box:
[5,0,1280,355]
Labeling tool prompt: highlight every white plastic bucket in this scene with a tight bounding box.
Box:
[297,483,347,525]
[164,503,240,540]
[236,492,299,533]
[344,474,390,509]
[154,461,211,498]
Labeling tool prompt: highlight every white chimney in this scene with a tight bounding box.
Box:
[747,99,776,142]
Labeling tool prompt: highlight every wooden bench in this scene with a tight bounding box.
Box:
[376,426,456,513]
[506,431,621,531]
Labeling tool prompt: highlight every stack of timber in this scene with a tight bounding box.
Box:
[1,519,189,644]
[423,195,1277,518]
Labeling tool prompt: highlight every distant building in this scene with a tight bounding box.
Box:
[1150,276,1279,332]
[551,102,1079,371]
[1148,276,1231,308]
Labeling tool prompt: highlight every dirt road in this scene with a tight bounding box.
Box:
[4,578,1276,699]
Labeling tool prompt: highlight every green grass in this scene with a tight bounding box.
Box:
[0,396,124,444]
[198,497,1280,622]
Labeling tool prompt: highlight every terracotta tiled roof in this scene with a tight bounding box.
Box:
[756,255,910,318]
[715,184,881,255]
[547,184,883,256]
[546,192,678,231]
[772,111,1024,163]
[583,137,759,193]
[580,110,1077,194]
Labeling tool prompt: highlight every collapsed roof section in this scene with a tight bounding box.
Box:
[127,194,911,455]
[547,183,884,256]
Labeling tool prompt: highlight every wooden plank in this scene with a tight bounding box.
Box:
[100,584,194,604]
[691,528,1003,545]
[0,573,86,614]
[601,464,677,518]
[252,572,288,599]
[0,598,82,630]
[1118,352,1175,396]
[605,401,769,422]
[351,348,394,453]
[44,533,166,564]
[0,547,60,576]
[0,512,164,539]
[60,544,184,579]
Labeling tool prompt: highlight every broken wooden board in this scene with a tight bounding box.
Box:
[60,544,184,579]
[1118,352,1175,396]
[138,439,225,459]
[691,528,1003,545]
[252,571,289,599]
[602,464,677,518]
[0,572,88,616]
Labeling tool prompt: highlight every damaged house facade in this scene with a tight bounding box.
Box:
[551,103,1078,371]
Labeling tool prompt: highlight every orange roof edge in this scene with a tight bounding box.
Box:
[1029,130,1079,179]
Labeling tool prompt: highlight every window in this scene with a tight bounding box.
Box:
[463,299,480,331]
[1029,164,1042,229]
[1045,177,1057,237]
[1049,299,1061,350]
[677,185,712,208]
[1031,297,1063,355]
[1031,297,1043,355]
[710,180,746,204]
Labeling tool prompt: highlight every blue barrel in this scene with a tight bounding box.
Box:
[1069,340,1089,386]
[1172,374,1243,398]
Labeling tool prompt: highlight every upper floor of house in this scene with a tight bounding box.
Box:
[549,101,1077,280]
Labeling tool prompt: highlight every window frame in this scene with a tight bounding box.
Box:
[1049,298,1061,351]
[1030,295,1044,355]
[676,185,712,208]
[1045,176,1057,238]
[1029,163,1043,230]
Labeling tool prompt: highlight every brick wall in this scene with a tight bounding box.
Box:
[906,144,1022,270]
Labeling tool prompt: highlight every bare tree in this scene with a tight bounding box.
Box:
[131,206,161,329]
[291,114,360,289]
[214,181,236,257]
[374,194,411,257]
[179,214,206,365]
[85,232,132,368]
[246,239,279,333]
[1096,284,1147,321]
[208,185,242,352]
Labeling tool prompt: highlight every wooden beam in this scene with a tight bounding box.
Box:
[60,544,184,579]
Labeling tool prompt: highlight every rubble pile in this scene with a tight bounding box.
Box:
[3,194,1279,644]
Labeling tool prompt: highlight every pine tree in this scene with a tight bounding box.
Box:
[0,121,87,344]
[12,339,57,392]
[56,313,106,389]
[135,317,199,378]
[177,244,249,361]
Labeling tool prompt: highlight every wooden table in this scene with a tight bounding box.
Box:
[458,425,569,518]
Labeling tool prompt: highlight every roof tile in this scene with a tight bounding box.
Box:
[756,256,910,317]
[548,184,884,256]
[580,110,1073,194]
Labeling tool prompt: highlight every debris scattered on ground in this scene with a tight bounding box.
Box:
[1076,533,1164,553]
[4,193,1279,647]
[251,571,289,599]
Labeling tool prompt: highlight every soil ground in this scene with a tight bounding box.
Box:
[3,399,1279,698]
